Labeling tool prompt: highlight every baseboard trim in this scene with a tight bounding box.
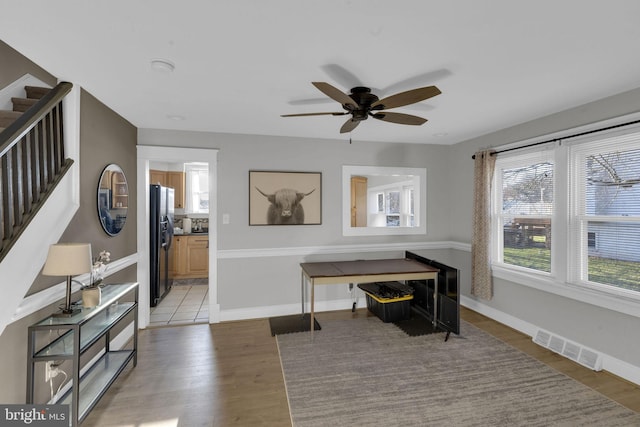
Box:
[460,295,640,386]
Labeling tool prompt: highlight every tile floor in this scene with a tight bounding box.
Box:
[149,279,209,327]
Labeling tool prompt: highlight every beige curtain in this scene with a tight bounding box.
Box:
[471,149,497,300]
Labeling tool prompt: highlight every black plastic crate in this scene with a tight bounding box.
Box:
[358,281,414,323]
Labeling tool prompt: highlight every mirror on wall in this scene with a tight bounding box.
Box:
[342,165,427,236]
[97,164,128,236]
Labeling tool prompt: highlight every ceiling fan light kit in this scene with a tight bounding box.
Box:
[282,81,441,133]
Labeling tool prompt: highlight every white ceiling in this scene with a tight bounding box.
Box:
[2,1,640,145]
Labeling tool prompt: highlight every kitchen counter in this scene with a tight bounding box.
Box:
[175,232,208,236]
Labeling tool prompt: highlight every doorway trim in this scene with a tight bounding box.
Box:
[136,145,219,328]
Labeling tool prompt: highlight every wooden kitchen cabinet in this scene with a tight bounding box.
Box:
[149,169,167,186]
[171,235,208,279]
[186,236,209,277]
[167,171,185,209]
[149,170,185,209]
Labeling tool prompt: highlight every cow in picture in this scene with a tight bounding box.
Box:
[255,187,315,224]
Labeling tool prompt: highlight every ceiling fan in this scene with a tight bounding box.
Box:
[282,82,441,133]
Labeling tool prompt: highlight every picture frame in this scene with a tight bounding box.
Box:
[249,170,322,225]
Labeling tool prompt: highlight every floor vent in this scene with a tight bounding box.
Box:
[533,329,603,371]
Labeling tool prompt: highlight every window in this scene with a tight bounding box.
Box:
[492,125,640,298]
[380,186,414,227]
[185,163,209,214]
[570,137,640,292]
[493,152,554,273]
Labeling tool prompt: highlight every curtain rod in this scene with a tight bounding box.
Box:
[471,118,640,159]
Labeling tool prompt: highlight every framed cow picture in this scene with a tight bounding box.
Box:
[249,170,322,225]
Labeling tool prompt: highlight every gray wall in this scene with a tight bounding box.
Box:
[139,129,454,311]
[0,39,56,88]
[0,40,137,403]
[140,130,453,248]
[140,86,640,373]
[447,87,640,368]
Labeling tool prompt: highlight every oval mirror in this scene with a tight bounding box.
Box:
[97,164,128,236]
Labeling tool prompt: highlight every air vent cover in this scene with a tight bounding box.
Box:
[532,329,602,371]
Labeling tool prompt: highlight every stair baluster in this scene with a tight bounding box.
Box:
[0,81,73,262]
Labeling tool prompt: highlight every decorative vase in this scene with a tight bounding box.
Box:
[82,287,102,308]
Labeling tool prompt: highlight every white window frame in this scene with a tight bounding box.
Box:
[489,116,640,317]
[568,131,640,292]
[491,149,556,277]
[185,162,209,214]
[370,183,415,228]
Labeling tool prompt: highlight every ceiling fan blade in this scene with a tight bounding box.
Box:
[312,82,359,109]
[340,118,360,133]
[371,86,441,110]
[281,112,347,117]
[371,111,427,126]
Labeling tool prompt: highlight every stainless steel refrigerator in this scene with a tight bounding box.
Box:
[150,184,174,306]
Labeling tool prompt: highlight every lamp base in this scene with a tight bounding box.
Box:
[53,307,81,318]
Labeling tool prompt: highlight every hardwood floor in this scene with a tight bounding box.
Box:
[83,307,640,426]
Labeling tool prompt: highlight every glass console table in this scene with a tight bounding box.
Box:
[27,282,138,426]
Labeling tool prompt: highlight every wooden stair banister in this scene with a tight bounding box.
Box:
[0,81,74,263]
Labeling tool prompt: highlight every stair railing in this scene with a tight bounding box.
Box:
[0,81,73,262]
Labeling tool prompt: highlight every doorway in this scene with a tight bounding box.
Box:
[136,145,219,329]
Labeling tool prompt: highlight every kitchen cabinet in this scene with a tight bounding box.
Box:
[150,169,167,186]
[149,170,185,209]
[27,283,138,427]
[171,235,208,279]
[167,171,185,209]
[186,236,209,277]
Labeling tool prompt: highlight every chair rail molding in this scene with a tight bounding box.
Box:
[11,254,138,324]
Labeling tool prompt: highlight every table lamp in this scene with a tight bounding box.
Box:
[42,243,92,317]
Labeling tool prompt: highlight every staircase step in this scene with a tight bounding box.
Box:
[11,97,38,112]
[0,110,22,127]
[24,86,50,99]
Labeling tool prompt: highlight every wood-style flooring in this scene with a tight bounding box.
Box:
[83,307,640,426]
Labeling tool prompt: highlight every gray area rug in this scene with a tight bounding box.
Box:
[277,317,640,426]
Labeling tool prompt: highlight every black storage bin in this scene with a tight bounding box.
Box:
[358,281,414,323]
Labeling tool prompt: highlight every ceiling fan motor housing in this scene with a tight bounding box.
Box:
[346,87,380,120]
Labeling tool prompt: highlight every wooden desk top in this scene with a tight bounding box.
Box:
[300,258,438,279]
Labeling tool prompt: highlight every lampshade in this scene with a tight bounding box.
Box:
[43,243,92,276]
